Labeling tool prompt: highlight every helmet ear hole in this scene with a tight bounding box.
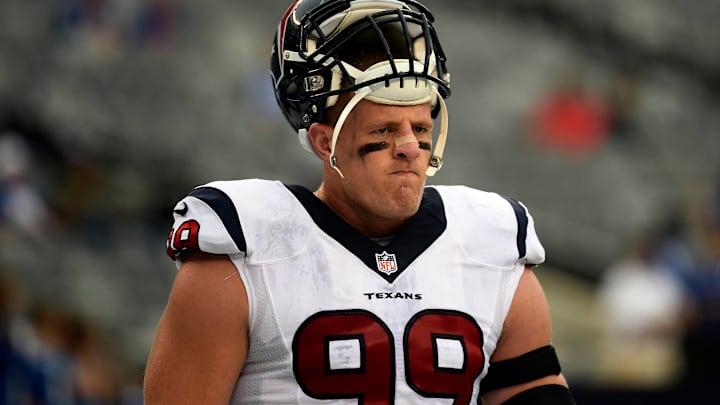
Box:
[286,82,299,99]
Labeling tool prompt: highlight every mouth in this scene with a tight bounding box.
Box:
[391,169,419,177]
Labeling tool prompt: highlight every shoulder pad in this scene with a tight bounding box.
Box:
[166,183,246,260]
[166,179,312,263]
[431,185,545,268]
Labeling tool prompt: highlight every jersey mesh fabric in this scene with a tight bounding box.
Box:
[230,255,297,403]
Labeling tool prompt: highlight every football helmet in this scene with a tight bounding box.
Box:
[270,0,451,176]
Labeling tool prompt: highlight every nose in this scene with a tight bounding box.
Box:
[393,134,421,161]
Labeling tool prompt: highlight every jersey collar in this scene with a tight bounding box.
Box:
[286,185,447,283]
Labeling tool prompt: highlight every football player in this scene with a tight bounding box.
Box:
[144,0,575,404]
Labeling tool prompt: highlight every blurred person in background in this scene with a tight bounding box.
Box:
[55,312,121,405]
[1,271,45,405]
[604,69,641,146]
[528,68,610,158]
[680,175,720,390]
[596,226,689,388]
[2,271,129,405]
[26,305,81,405]
[0,131,55,242]
[144,0,575,404]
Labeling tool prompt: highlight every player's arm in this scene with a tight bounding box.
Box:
[144,251,249,405]
[480,267,575,405]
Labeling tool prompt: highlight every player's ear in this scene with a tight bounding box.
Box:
[307,122,333,160]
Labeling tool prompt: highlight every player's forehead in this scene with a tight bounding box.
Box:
[350,99,433,126]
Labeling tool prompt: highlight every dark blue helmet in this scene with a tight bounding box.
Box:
[270,0,450,131]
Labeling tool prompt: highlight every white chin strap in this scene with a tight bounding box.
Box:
[324,60,449,178]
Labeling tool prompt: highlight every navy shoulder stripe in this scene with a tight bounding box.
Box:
[188,186,247,253]
[501,195,528,260]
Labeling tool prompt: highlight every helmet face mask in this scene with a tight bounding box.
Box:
[272,0,450,128]
[271,0,451,175]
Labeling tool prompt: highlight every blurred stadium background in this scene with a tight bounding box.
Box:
[1,0,719,403]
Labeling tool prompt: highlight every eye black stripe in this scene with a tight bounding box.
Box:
[358,141,390,157]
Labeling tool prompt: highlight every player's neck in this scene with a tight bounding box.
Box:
[313,185,407,238]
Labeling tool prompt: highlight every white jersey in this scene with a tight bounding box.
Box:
[166,179,545,405]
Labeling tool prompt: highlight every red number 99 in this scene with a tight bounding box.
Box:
[293,309,485,404]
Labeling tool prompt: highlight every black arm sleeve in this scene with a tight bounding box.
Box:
[481,345,562,393]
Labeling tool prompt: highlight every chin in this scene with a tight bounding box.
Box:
[389,188,423,214]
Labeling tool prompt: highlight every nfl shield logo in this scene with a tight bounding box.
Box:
[375,251,398,275]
